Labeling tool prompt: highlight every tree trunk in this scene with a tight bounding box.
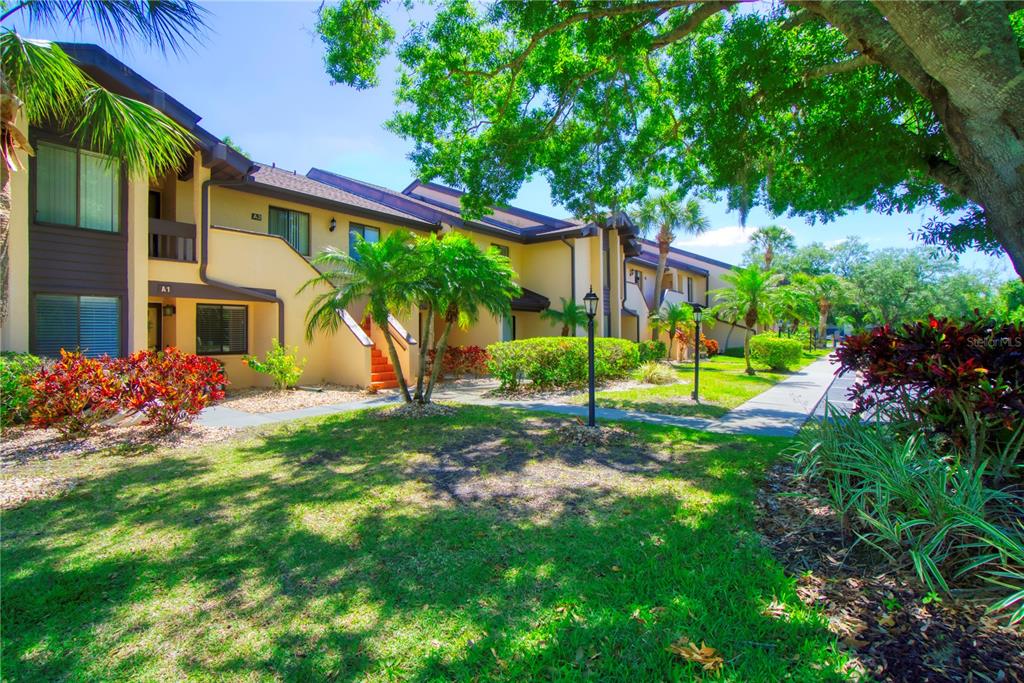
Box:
[414,303,433,403]
[0,163,10,324]
[378,315,412,403]
[743,327,753,375]
[653,236,670,340]
[815,1,1024,280]
[817,306,828,346]
[743,309,758,374]
[561,323,569,337]
[424,315,456,402]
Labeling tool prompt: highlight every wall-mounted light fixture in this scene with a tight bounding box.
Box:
[162,304,176,317]
[329,217,337,232]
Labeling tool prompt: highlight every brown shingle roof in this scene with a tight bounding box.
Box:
[247,165,436,228]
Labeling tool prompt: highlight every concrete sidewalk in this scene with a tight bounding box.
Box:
[708,356,839,436]
[199,356,840,438]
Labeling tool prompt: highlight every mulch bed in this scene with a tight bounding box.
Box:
[219,384,366,413]
[0,421,239,509]
[373,402,457,420]
[756,461,1024,682]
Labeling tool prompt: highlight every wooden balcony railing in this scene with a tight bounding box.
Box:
[149,219,196,262]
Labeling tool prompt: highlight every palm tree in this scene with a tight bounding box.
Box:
[634,194,709,311]
[795,273,846,346]
[1,2,208,322]
[648,302,693,360]
[422,236,519,402]
[769,283,817,342]
[302,230,422,403]
[747,225,796,270]
[710,264,782,374]
[540,298,589,337]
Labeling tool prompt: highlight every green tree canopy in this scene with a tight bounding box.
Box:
[317,1,1024,280]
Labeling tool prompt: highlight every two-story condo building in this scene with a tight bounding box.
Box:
[1,43,738,389]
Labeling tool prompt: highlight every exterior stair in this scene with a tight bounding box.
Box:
[360,317,400,390]
[370,347,399,390]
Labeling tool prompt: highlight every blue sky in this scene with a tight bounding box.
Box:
[25,1,1013,276]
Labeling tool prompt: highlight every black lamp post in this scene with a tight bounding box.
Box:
[583,287,599,427]
[690,302,705,402]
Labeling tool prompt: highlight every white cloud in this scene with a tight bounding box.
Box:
[677,225,754,248]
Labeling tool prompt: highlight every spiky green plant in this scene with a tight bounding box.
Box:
[1,1,209,322]
[648,302,693,360]
[710,264,782,374]
[540,297,588,337]
[633,195,708,311]
[302,230,423,403]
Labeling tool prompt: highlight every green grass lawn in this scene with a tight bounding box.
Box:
[2,406,850,681]
[593,349,832,419]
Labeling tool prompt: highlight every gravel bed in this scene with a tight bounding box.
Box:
[218,385,368,413]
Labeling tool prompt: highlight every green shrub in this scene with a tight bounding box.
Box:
[487,337,639,390]
[793,408,1024,624]
[749,335,803,371]
[723,346,745,358]
[637,340,666,363]
[634,361,676,385]
[242,339,306,389]
[1,352,41,428]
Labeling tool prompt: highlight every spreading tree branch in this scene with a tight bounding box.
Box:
[803,53,875,79]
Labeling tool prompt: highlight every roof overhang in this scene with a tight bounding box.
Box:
[229,178,439,232]
[59,42,253,181]
[510,287,551,312]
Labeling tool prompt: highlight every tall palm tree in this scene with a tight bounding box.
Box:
[648,302,693,360]
[302,230,422,403]
[634,194,709,311]
[747,225,796,270]
[710,264,782,374]
[1,1,207,322]
[797,273,846,346]
[540,297,588,337]
[422,236,519,402]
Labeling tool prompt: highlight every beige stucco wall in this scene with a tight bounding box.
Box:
[127,171,149,353]
[1,115,31,352]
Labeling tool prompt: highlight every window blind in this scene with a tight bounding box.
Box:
[34,294,120,357]
[269,207,310,255]
[196,304,248,354]
[35,141,119,232]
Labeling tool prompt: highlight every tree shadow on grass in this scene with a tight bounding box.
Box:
[2,407,850,681]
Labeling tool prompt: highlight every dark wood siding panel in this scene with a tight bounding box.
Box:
[29,224,128,295]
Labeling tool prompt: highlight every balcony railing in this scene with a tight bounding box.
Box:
[149,219,196,262]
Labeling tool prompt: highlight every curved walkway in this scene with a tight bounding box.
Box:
[199,356,841,437]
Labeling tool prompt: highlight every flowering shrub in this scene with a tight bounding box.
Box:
[242,339,305,389]
[638,340,666,363]
[487,338,639,390]
[838,317,1024,483]
[117,349,227,431]
[29,351,121,438]
[1,352,41,428]
[749,335,803,371]
[703,338,719,357]
[427,345,490,378]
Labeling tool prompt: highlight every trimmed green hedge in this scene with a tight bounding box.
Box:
[637,340,667,363]
[487,337,640,390]
[0,352,41,428]
[749,335,803,371]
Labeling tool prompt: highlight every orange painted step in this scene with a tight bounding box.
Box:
[370,380,399,390]
[371,371,397,382]
[371,361,392,371]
